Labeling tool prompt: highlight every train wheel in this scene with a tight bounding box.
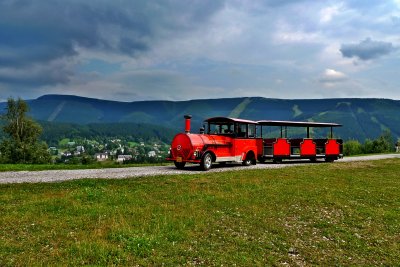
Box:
[325,157,334,163]
[174,161,186,169]
[273,158,282,164]
[242,158,252,166]
[201,152,213,171]
[242,153,255,166]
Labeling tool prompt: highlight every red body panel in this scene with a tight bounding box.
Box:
[300,139,316,156]
[325,139,340,155]
[233,138,258,160]
[273,138,290,156]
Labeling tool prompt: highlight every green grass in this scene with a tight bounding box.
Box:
[1,159,399,265]
[0,162,169,172]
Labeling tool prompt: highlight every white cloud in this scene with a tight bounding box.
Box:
[319,69,347,87]
[273,20,321,44]
[319,3,343,23]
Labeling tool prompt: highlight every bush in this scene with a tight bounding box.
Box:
[344,140,362,156]
[344,130,395,156]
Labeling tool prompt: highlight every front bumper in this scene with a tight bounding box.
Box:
[166,157,201,163]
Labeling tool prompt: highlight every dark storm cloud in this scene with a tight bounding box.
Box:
[0,61,73,86]
[0,0,225,85]
[340,38,396,61]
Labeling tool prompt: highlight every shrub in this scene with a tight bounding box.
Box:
[343,140,362,156]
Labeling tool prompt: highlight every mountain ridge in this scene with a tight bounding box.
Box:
[1,94,399,141]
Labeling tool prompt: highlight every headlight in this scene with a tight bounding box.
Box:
[193,150,201,159]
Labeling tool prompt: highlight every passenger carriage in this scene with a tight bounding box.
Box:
[166,115,343,171]
[257,120,343,163]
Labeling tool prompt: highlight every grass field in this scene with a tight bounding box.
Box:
[1,159,399,265]
[0,162,169,172]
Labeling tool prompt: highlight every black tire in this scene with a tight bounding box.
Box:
[325,157,335,163]
[242,152,255,166]
[200,152,213,171]
[242,158,252,166]
[174,161,186,169]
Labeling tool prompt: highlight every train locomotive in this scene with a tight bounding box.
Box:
[166,115,343,171]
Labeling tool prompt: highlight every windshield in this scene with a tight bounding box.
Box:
[208,123,234,135]
[206,122,256,138]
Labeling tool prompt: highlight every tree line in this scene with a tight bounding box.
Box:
[39,121,175,147]
[343,129,396,156]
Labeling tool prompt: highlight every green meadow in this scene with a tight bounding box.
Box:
[0,162,170,172]
[1,159,399,265]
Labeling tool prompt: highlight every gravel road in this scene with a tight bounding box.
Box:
[1,154,399,184]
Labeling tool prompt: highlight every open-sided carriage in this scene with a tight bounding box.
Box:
[166,115,343,171]
[257,120,343,163]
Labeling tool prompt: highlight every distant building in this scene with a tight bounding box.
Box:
[94,153,109,161]
[148,151,156,157]
[76,146,85,153]
[117,155,133,162]
[62,151,72,157]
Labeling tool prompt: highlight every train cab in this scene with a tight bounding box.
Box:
[166,116,258,170]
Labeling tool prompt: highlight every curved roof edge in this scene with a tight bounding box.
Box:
[257,120,342,127]
[205,117,258,124]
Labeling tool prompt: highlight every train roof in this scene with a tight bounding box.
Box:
[204,117,341,127]
[205,117,258,124]
[257,120,342,127]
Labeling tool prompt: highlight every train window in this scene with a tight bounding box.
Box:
[248,124,256,138]
[236,123,247,138]
[208,123,234,135]
[208,123,219,134]
[220,123,234,134]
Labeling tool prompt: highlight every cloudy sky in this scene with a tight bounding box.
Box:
[0,0,399,101]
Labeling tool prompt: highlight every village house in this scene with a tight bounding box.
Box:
[94,153,109,161]
[117,155,133,162]
[62,151,72,157]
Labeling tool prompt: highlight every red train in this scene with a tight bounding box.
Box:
[166,115,343,171]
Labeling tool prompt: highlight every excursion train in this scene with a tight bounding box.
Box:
[166,115,343,171]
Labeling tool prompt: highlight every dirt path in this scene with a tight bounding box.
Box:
[1,154,399,184]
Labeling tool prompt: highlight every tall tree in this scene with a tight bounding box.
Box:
[0,97,51,164]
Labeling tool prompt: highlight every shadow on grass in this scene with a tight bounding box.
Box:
[164,158,327,172]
